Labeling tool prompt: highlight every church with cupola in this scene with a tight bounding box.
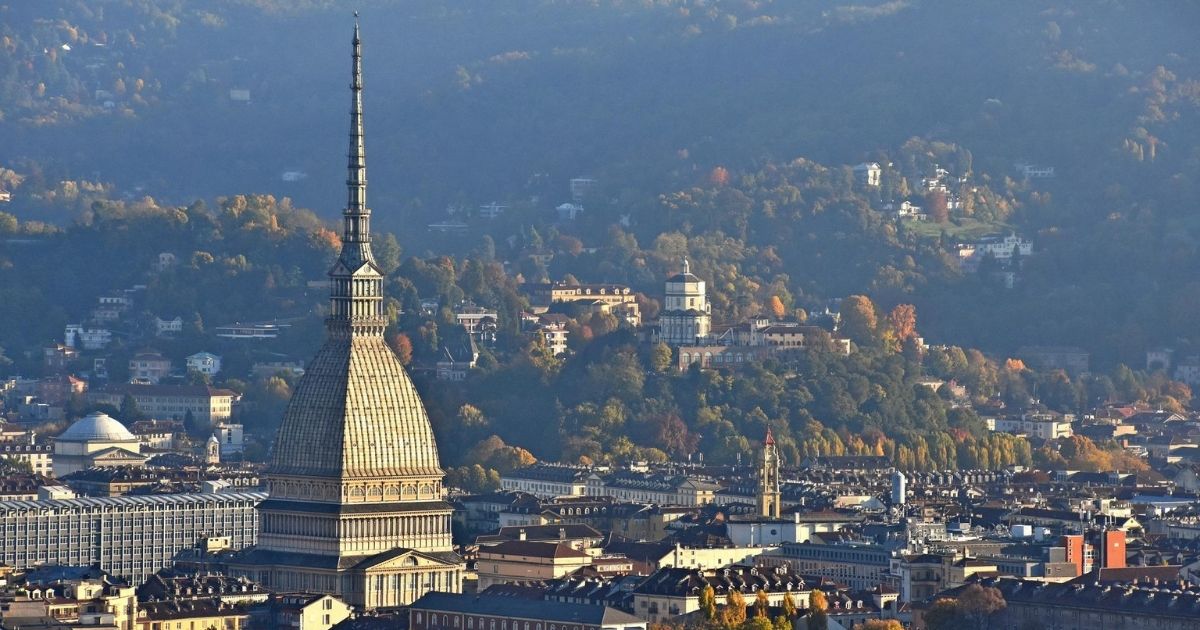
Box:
[655,258,712,346]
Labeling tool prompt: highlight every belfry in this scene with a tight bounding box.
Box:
[230,18,462,609]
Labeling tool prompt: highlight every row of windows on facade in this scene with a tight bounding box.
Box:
[416,612,589,630]
[680,352,751,364]
[262,514,450,538]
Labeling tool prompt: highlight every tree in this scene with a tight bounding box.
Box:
[923,599,965,630]
[807,590,828,630]
[699,585,717,621]
[886,304,917,345]
[840,295,878,346]
[755,589,770,618]
[854,622,903,630]
[958,583,1006,626]
[118,394,144,423]
[646,341,674,373]
[768,295,786,320]
[183,409,203,436]
[0,212,17,234]
[743,618,773,630]
[782,592,798,618]
[710,166,730,187]
[925,585,1005,630]
[927,189,949,222]
[389,333,414,365]
[723,591,747,627]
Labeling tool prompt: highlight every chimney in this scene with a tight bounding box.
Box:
[559,527,567,540]
[518,528,526,541]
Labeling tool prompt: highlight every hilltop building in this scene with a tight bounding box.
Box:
[228,22,462,609]
[655,259,711,346]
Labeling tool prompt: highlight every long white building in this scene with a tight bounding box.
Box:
[0,491,265,584]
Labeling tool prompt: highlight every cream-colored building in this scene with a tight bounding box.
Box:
[53,411,146,478]
[266,593,353,630]
[501,465,591,498]
[476,540,593,590]
[656,259,711,346]
[656,545,767,571]
[527,282,642,326]
[88,384,237,428]
[5,580,137,630]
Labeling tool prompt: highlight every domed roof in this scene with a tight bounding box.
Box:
[269,335,442,479]
[59,412,136,442]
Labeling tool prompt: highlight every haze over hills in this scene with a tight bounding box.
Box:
[4,1,1197,228]
[1,1,1199,468]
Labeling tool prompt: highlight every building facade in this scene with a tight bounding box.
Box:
[0,491,264,584]
[656,259,711,346]
[88,384,237,427]
[53,411,146,478]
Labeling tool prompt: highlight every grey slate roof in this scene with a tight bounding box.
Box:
[410,592,643,624]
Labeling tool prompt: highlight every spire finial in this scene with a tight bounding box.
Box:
[345,16,367,239]
[683,257,690,274]
[327,18,384,335]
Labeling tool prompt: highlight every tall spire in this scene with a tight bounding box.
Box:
[346,12,368,245]
[328,15,384,336]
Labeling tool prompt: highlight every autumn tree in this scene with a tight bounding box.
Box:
[769,295,787,320]
[724,591,747,627]
[854,622,903,630]
[699,585,717,621]
[925,584,1006,630]
[885,303,917,351]
[807,589,828,630]
[710,166,730,187]
[389,333,413,365]
[927,189,949,223]
[755,589,770,617]
[840,295,879,346]
[782,591,797,618]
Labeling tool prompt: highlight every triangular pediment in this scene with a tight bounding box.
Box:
[357,549,459,572]
[351,261,382,277]
[90,446,144,461]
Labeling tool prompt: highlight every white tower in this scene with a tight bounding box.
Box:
[891,470,907,506]
[205,434,221,465]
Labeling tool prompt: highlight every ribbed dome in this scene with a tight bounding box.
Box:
[59,411,136,442]
[269,335,442,479]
